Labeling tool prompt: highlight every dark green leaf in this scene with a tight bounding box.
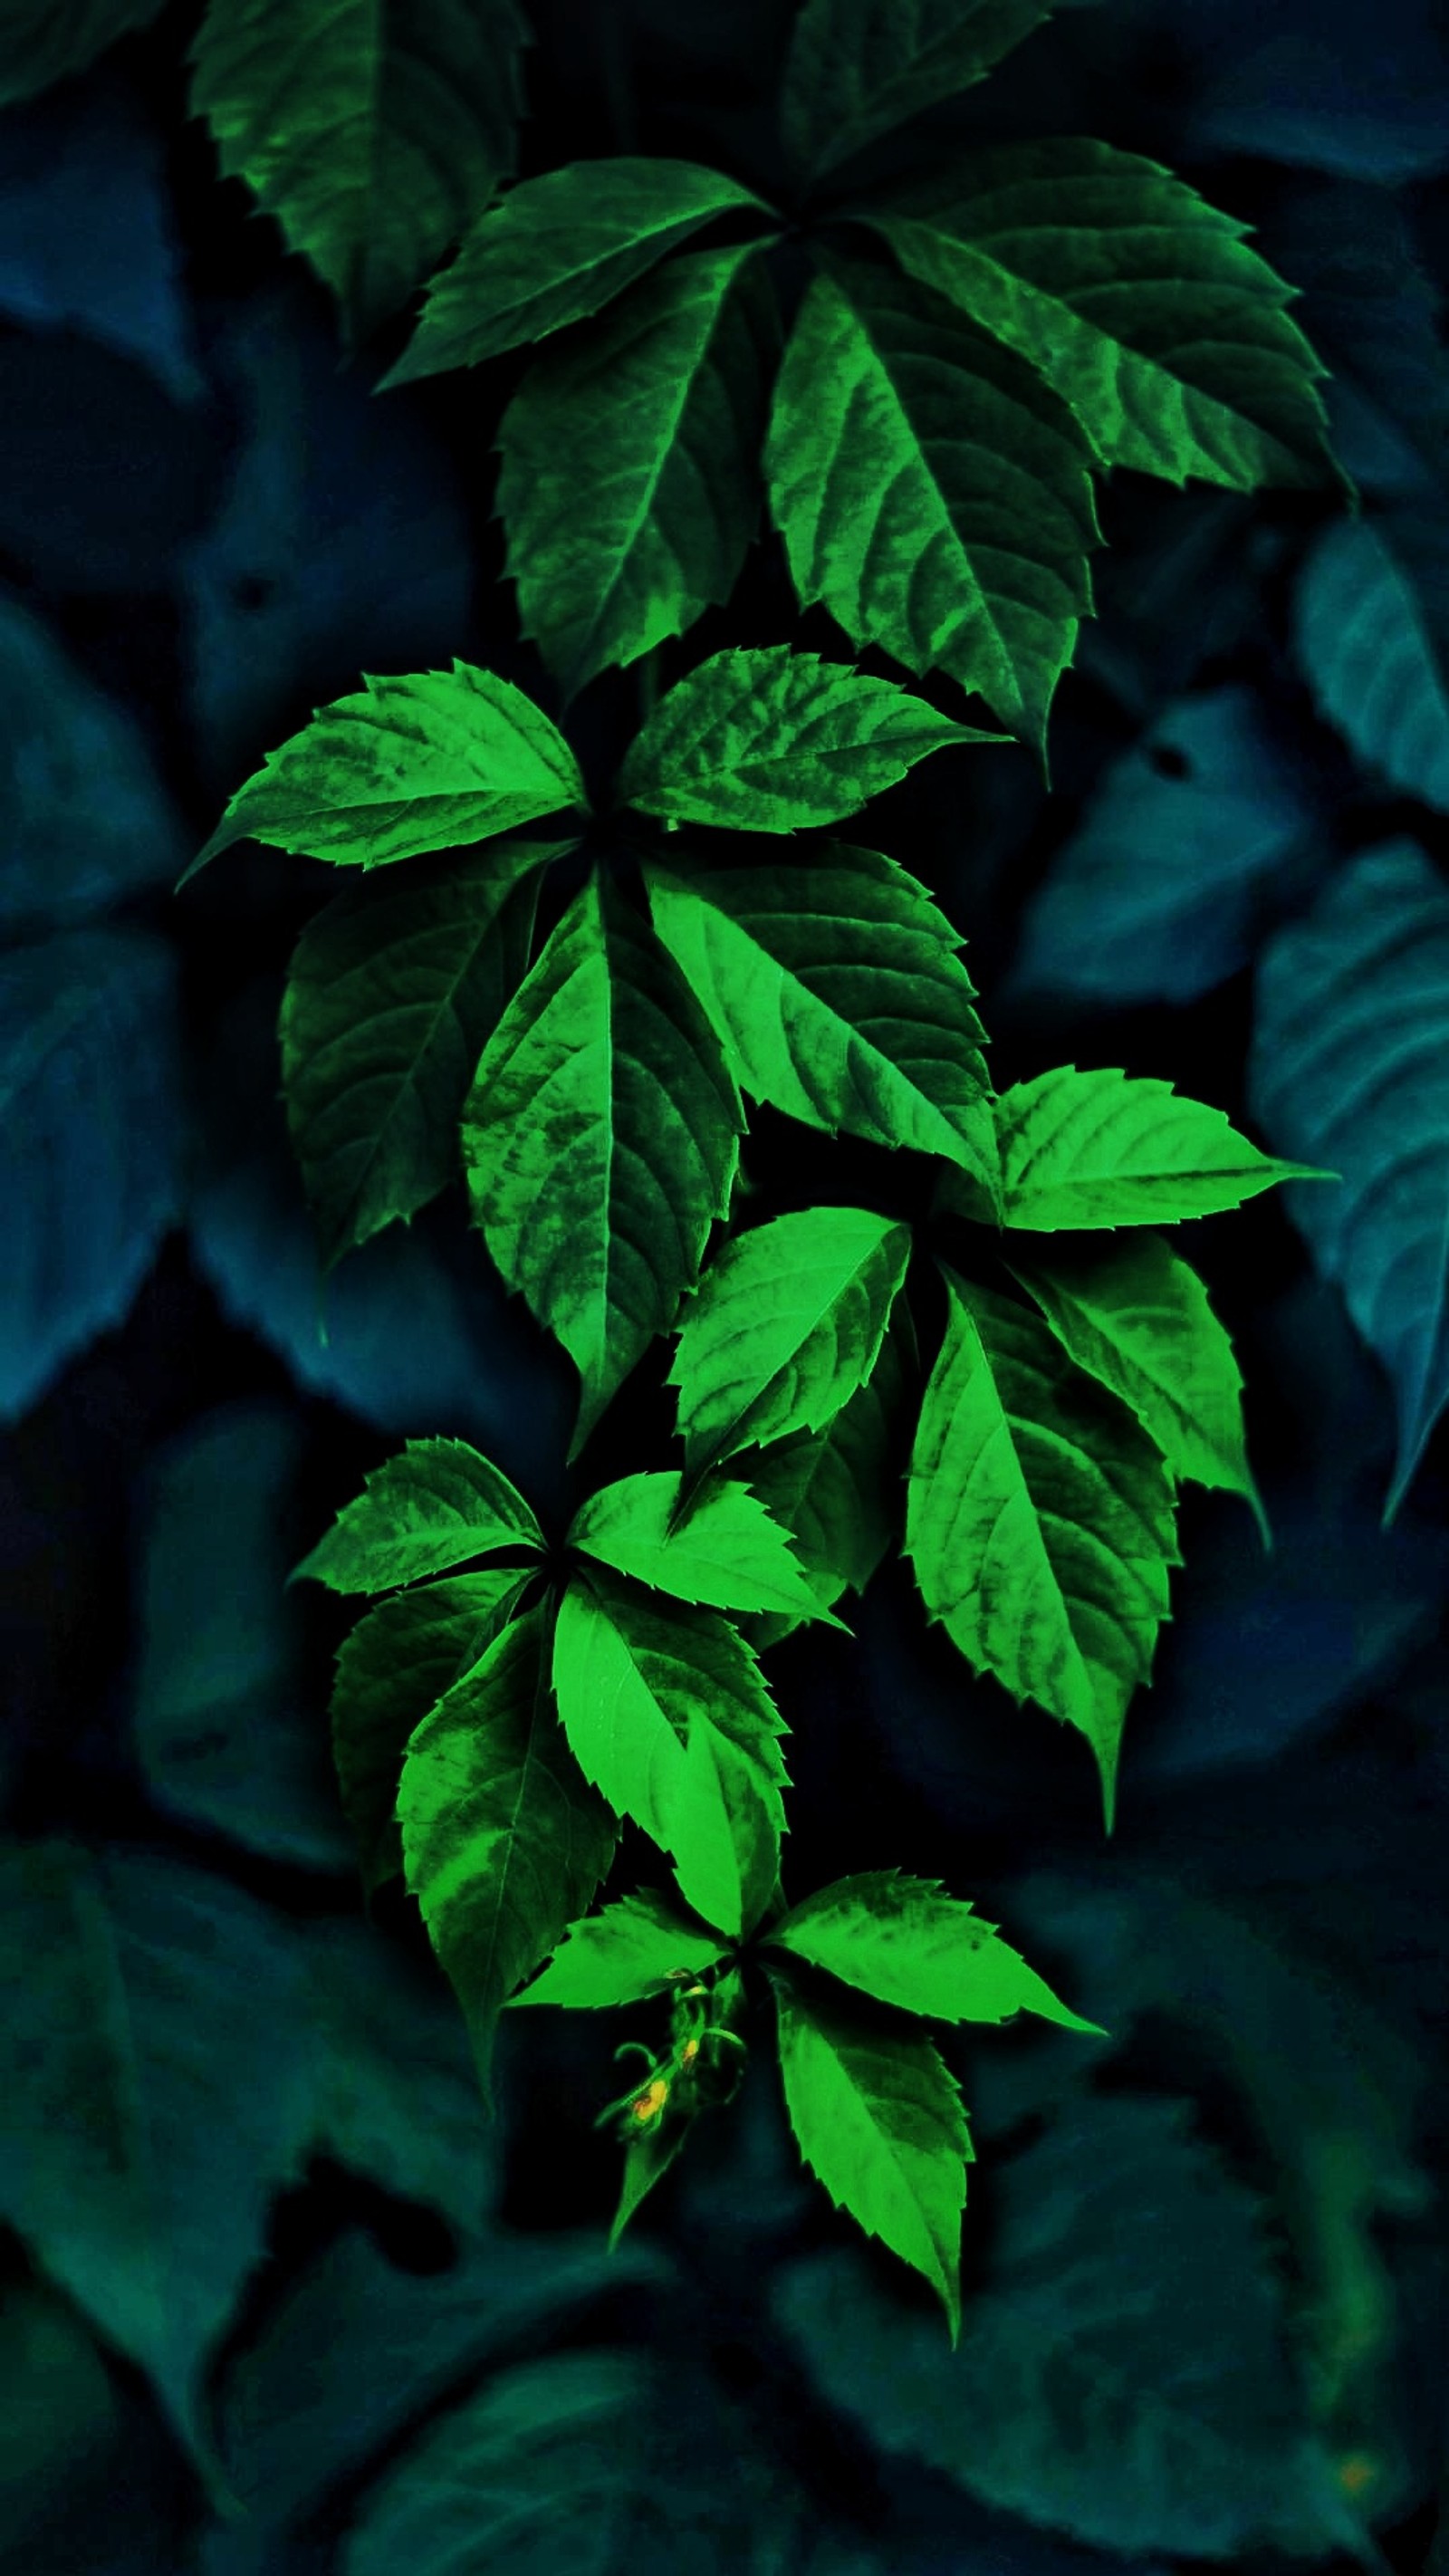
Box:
[767,1870,1102,2031]
[509,1889,729,2008]
[0,0,163,109]
[779,0,1053,186]
[498,242,777,698]
[972,1062,1324,1229]
[462,869,744,1463]
[567,1469,841,1623]
[293,1436,544,1592]
[382,157,768,383]
[1294,512,1449,812]
[766,253,1099,748]
[738,1309,913,1648]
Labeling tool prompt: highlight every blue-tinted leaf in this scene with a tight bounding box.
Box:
[1263,182,1449,505]
[1182,0,1449,185]
[1295,513,1449,811]
[0,926,181,1424]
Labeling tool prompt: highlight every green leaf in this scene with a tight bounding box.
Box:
[766,253,1099,749]
[869,140,1339,490]
[281,839,557,1268]
[380,158,769,384]
[770,1967,971,2338]
[1007,1235,1267,1535]
[904,1268,1180,1824]
[331,1567,535,1894]
[767,1870,1103,2033]
[974,1062,1324,1229]
[509,1889,729,2009]
[1294,514,1449,813]
[189,0,524,346]
[644,839,998,1195]
[498,242,777,699]
[185,664,587,882]
[618,645,999,831]
[738,1308,914,1648]
[779,0,1053,187]
[566,1470,845,1625]
[461,869,744,1464]
[293,1437,545,1592]
[1249,839,1449,1524]
[668,1205,913,1483]
[0,0,164,110]
[552,1570,788,1940]
[398,1606,619,2101]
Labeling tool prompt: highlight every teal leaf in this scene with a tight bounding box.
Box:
[904,1267,1180,1823]
[186,663,587,881]
[972,1062,1323,1229]
[667,1205,913,1483]
[461,869,744,1464]
[331,1567,536,1894]
[381,158,768,384]
[189,0,525,345]
[552,1569,788,1940]
[0,927,182,1425]
[769,1966,971,2338]
[509,1889,729,2009]
[779,0,1053,187]
[398,1606,619,2102]
[738,1308,914,1649]
[0,0,164,109]
[280,838,556,1267]
[644,839,998,1194]
[1294,513,1449,812]
[767,1870,1103,2032]
[1007,1235,1267,1533]
[293,1436,544,1592]
[869,141,1339,490]
[567,1469,842,1624]
[498,241,777,699]
[767,255,1099,749]
[1250,838,1449,1524]
[618,644,999,831]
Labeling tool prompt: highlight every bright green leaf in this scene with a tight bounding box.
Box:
[498,242,777,699]
[281,839,557,1268]
[293,1437,545,1593]
[768,1870,1104,2033]
[552,1570,788,1941]
[868,141,1339,490]
[904,1268,1180,1824]
[668,1205,913,1484]
[779,0,1052,187]
[739,1307,914,1648]
[189,0,525,345]
[766,254,1099,749]
[566,1470,845,1625]
[398,1606,619,2101]
[381,157,769,384]
[644,838,998,1195]
[185,664,587,881]
[0,0,164,110]
[770,1966,971,2338]
[617,644,1000,831]
[509,1889,729,2009]
[975,1062,1326,1229]
[461,869,744,1464]
[1007,1234,1267,1535]
[331,1567,535,1893]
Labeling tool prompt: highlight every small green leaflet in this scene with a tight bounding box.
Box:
[905,1268,1180,1826]
[668,1205,913,1484]
[183,665,587,881]
[381,158,770,383]
[617,645,1000,831]
[566,1470,846,1626]
[509,1889,729,2010]
[868,141,1339,490]
[767,1871,1104,2033]
[770,1966,972,2338]
[498,243,777,699]
[740,1308,913,1648]
[281,840,555,1268]
[1,0,164,107]
[552,1570,788,1941]
[1007,1234,1268,1538]
[189,0,524,346]
[461,869,744,1464]
[779,0,1052,187]
[293,1437,544,1593]
[766,255,1099,751]
[331,1567,535,1893]
[644,838,999,1195]
[398,1607,618,2102]
[978,1063,1327,1229]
